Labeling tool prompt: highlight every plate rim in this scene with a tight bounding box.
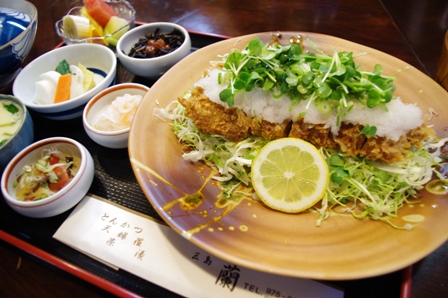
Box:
[129,31,448,280]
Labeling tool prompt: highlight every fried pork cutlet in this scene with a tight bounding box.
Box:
[178,87,291,141]
[178,87,252,141]
[178,87,433,164]
[289,118,434,163]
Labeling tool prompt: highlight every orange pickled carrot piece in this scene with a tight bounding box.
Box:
[54,74,72,103]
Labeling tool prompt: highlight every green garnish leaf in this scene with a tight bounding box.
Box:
[55,59,71,75]
[357,124,377,138]
[373,64,383,75]
[216,37,396,126]
[317,81,332,98]
[247,38,263,55]
[329,154,345,167]
[219,88,235,107]
[262,79,274,91]
[0,139,8,147]
[3,103,19,114]
[331,166,349,184]
[233,79,246,90]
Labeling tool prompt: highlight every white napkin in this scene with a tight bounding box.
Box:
[53,195,344,297]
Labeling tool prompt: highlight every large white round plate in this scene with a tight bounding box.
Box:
[129,31,448,280]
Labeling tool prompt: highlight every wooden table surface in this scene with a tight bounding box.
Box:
[1,0,447,297]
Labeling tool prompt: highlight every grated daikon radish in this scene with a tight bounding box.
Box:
[93,94,142,131]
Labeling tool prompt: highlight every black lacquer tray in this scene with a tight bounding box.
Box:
[0,29,406,298]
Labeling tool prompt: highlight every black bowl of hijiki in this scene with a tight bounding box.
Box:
[116,22,191,78]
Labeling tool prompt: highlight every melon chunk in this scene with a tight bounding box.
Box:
[83,0,117,28]
[104,16,129,46]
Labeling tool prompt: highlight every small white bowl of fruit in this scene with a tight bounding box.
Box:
[12,43,117,120]
[55,0,135,47]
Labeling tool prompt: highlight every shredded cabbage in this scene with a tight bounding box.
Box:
[316,143,443,229]
[154,102,447,229]
[154,100,268,185]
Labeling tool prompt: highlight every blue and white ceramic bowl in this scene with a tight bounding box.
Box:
[0,0,38,90]
[0,94,34,171]
[12,43,117,120]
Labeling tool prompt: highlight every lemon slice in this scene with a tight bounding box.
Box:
[251,138,329,213]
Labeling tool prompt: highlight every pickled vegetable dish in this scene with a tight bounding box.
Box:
[13,148,80,201]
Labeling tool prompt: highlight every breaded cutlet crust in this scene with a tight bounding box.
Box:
[179,87,434,163]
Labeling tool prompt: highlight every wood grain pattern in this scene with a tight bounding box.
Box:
[435,30,448,90]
